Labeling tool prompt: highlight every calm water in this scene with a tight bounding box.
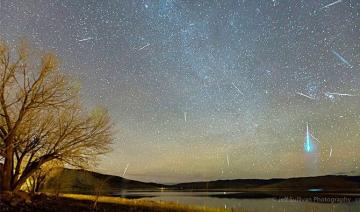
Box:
[115,191,360,212]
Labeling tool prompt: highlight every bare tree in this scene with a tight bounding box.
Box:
[0,40,113,191]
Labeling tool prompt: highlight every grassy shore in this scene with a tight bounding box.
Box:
[0,191,238,211]
[61,193,232,211]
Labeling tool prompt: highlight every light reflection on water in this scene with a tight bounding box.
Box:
[116,191,360,212]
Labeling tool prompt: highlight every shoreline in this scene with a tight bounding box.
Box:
[0,192,231,212]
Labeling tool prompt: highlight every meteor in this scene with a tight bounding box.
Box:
[332,49,352,68]
[326,92,356,97]
[138,43,150,51]
[78,37,93,42]
[327,147,333,161]
[320,0,342,10]
[232,82,244,95]
[304,123,315,153]
[226,154,230,167]
[122,163,130,177]
[296,92,316,100]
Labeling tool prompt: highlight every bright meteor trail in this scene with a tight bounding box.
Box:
[304,123,315,153]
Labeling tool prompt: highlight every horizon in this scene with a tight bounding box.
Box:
[66,167,360,185]
[1,0,359,183]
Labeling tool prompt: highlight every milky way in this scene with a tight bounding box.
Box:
[1,0,360,183]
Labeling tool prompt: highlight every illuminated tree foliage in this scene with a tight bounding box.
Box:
[0,40,112,191]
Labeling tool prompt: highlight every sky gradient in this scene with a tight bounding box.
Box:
[1,0,360,183]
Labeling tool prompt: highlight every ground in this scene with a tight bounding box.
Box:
[0,192,230,212]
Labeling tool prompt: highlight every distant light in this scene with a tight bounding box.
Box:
[308,188,323,192]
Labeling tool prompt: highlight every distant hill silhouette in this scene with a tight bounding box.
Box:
[172,175,360,191]
[41,168,164,194]
[41,168,360,194]
[171,178,283,190]
[258,175,360,191]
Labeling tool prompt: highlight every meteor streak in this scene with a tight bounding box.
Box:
[138,43,150,51]
[311,134,321,143]
[226,154,230,167]
[327,147,333,160]
[304,123,315,153]
[296,92,316,100]
[122,163,130,177]
[332,49,352,68]
[78,37,93,42]
[232,82,244,95]
[320,0,342,10]
[326,92,357,97]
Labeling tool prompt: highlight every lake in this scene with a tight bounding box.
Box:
[114,191,360,212]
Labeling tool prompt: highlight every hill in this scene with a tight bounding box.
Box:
[41,168,360,194]
[41,168,164,194]
[171,175,360,191]
[171,179,283,190]
[258,175,360,191]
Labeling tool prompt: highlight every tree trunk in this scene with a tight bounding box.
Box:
[13,155,54,191]
[2,144,14,191]
[0,163,3,191]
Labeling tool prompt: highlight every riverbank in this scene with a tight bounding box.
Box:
[0,192,232,212]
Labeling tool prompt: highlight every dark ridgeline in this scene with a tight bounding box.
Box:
[41,168,360,194]
[171,176,360,191]
[41,168,163,194]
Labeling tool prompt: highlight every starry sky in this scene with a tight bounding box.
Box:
[1,0,360,183]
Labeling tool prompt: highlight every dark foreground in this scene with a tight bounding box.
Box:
[0,192,226,212]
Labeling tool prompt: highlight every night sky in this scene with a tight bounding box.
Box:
[1,0,360,183]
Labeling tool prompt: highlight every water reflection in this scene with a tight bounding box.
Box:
[114,191,360,212]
